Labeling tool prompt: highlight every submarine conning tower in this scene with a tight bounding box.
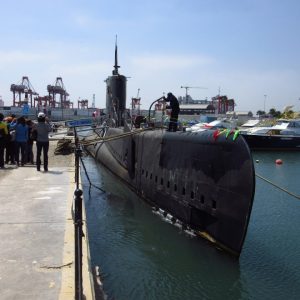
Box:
[105,41,127,127]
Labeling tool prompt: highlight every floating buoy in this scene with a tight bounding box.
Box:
[275,159,283,165]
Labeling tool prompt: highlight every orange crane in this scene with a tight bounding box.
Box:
[180,86,207,104]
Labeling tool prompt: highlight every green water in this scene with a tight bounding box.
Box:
[82,151,300,300]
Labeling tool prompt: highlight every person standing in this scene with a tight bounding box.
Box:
[164,92,180,131]
[0,113,9,169]
[33,112,51,172]
[26,119,34,164]
[4,117,15,165]
[13,116,28,166]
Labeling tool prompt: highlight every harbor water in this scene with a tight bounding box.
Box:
[81,151,300,300]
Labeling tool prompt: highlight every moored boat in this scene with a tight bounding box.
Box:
[241,119,300,150]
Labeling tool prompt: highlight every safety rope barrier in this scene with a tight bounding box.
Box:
[256,173,300,200]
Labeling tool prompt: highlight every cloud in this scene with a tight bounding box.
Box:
[72,13,112,30]
[50,61,111,76]
[131,54,215,71]
[203,68,300,112]
[74,14,92,28]
[0,50,58,66]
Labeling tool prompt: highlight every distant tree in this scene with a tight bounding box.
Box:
[283,110,295,119]
[248,111,253,117]
[269,108,276,116]
[256,110,265,117]
[268,108,281,118]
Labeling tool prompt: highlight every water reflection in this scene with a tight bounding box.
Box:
[82,156,244,300]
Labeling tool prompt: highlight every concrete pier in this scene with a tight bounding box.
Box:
[0,141,94,299]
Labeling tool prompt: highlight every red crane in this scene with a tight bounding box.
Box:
[10,76,38,107]
[47,77,72,108]
[78,98,89,109]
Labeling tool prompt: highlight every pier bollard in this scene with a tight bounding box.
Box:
[74,188,83,300]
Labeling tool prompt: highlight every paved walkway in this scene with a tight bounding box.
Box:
[0,144,94,299]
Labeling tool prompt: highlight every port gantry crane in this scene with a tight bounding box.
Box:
[180,86,207,104]
[47,77,73,108]
[10,76,38,107]
[78,98,89,109]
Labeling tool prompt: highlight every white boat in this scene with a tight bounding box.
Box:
[241,119,300,150]
[185,118,237,132]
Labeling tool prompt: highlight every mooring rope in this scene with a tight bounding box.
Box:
[79,127,153,146]
[256,173,300,200]
[79,156,105,194]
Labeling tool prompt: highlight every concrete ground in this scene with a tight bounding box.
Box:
[0,141,94,300]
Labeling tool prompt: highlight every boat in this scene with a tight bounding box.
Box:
[185,118,237,133]
[241,119,300,150]
[83,44,256,256]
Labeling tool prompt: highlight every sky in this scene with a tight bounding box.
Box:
[0,0,300,114]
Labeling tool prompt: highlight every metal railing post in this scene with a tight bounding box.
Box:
[74,128,80,189]
[74,127,83,300]
[75,146,81,189]
[74,188,83,300]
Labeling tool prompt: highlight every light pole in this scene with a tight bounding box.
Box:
[264,94,267,114]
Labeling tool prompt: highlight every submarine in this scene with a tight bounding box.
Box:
[84,44,256,256]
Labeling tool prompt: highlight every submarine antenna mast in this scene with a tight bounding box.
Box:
[113,35,120,75]
[105,36,127,127]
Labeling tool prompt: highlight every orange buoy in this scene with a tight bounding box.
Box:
[275,159,283,165]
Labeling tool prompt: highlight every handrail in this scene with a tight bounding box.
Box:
[74,128,84,300]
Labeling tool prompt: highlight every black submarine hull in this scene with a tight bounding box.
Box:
[87,127,255,256]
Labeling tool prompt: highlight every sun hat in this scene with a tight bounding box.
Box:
[38,112,45,118]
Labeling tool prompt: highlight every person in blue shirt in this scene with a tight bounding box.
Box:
[12,116,28,166]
